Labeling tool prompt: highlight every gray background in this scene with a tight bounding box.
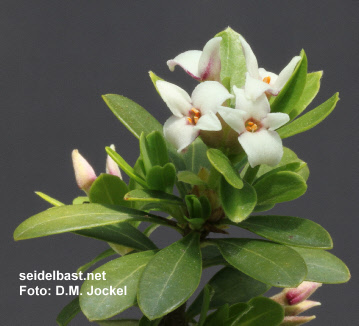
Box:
[2,1,358,325]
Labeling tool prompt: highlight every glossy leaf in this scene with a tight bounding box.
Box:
[278,92,339,139]
[183,137,211,173]
[106,147,147,188]
[225,303,251,326]
[89,174,131,207]
[14,204,174,240]
[77,248,116,274]
[198,285,215,326]
[201,245,227,268]
[76,222,157,251]
[215,239,307,287]
[35,191,64,207]
[125,189,183,206]
[204,304,229,326]
[80,251,156,320]
[56,297,80,326]
[289,71,322,120]
[216,27,246,91]
[139,316,162,326]
[207,148,244,189]
[291,247,351,284]
[146,163,176,193]
[177,171,207,186]
[234,297,284,326]
[271,50,307,114]
[97,320,139,326]
[237,215,333,249]
[187,267,270,318]
[138,233,202,320]
[220,177,257,223]
[102,94,162,139]
[254,171,307,206]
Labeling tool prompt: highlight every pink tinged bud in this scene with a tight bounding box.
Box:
[106,144,122,179]
[72,149,97,193]
[285,300,321,316]
[280,316,316,326]
[286,282,322,305]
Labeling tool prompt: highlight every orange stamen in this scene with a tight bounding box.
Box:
[187,117,193,124]
[194,116,199,124]
[263,76,271,84]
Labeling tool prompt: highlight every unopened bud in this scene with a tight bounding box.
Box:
[106,144,122,179]
[280,315,316,326]
[72,149,97,193]
[285,300,321,316]
[286,282,322,305]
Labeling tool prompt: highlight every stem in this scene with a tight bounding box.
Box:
[159,303,188,326]
[243,165,260,184]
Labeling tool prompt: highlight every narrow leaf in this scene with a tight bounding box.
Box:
[125,189,183,206]
[56,297,80,326]
[77,249,116,274]
[35,191,64,207]
[198,285,215,326]
[177,171,207,186]
[278,92,339,139]
[138,233,202,319]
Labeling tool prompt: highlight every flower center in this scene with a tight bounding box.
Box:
[263,76,271,84]
[187,108,201,125]
[245,118,261,132]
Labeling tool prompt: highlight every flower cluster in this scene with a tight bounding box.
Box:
[158,35,301,167]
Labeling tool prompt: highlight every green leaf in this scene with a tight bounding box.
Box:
[149,71,164,96]
[89,174,131,207]
[106,147,148,188]
[177,171,207,186]
[146,163,176,193]
[14,204,175,240]
[207,149,244,189]
[198,285,215,326]
[183,137,212,173]
[289,71,322,120]
[187,267,270,318]
[225,303,251,326]
[75,222,157,251]
[236,215,333,249]
[254,171,307,206]
[277,92,339,139]
[77,249,116,274]
[204,304,229,326]
[125,189,183,206]
[56,297,80,326]
[220,177,257,223]
[214,239,307,287]
[97,320,139,326]
[35,191,64,207]
[139,316,162,326]
[291,247,351,284]
[216,27,246,91]
[201,245,227,268]
[80,250,156,321]
[271,50,307,114]
[234,297,284,326]
[138,233,202,320]
[72,196,89,205]
[102,94,162,139]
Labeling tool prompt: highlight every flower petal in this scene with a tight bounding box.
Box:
[238,130,284,167]
[163,115,199,152]
[218,106,247,134]
[238,34,260,79]
[258,68,278,86]
[262,112,290,131]
[156,80,192,117]
[244,73,277,100]
[195,111,222,131]
[167,50,202,80]
[273,56,301,91]
[198,37,222,81]
[106,144,122,179]
[191,81,233,114]
[233,86,270,120]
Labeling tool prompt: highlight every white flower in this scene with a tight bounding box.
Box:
[167,37,222,82]
[239,34,301,100]
[106,144,122,179]
[219,86,289,167]
[156,80,233,152]
[72,150,97,193]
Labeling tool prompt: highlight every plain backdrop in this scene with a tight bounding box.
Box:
[2,1,358,325]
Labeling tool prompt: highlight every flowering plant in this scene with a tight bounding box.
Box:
[14,28,350,326]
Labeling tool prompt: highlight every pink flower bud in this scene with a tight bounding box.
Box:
[285,282,322,305]
[285,300,321,316]
[280,315,316,326]
[72,149,97,194]
[106,144,122,179]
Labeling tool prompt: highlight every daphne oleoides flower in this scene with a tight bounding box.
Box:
[167,37,222,82]
[156,80,233,152]
[239,34,301,100]
[219,86,289,167]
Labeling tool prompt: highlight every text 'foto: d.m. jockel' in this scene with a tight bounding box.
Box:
[14,27,350,326]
